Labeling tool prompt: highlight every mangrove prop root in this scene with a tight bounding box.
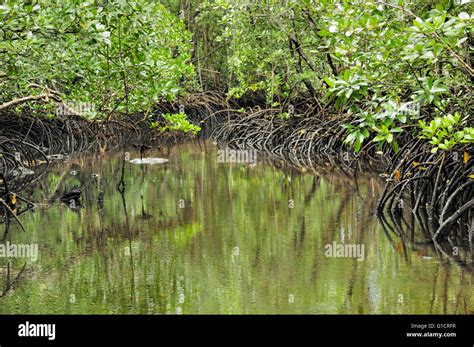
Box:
[0,93,472,247]
[198,99,472,245]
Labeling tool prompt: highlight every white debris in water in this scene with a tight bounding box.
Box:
[129,158,169,165]
[12,166,35,177]
[47,154,68,160]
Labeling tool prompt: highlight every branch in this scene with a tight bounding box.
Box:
[376,0,474,77]
[0,84,83,117]
[0,93,57,111]
[302,10,339,76]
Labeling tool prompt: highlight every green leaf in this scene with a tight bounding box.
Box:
[324,77,335,88]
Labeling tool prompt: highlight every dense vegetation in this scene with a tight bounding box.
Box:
[1,0,473,318]
[0,0,194,117]
[1,0,472,153]
[190,0,473,153]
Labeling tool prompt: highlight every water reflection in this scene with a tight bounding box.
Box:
[0,141,472,314]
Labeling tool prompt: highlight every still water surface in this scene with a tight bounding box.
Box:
[0,141,472,314]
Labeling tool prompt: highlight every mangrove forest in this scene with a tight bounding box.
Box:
[0,0,473,325]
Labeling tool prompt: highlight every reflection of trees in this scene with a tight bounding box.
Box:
[0,142,471,314]
[379,208,473,271]
[0,262,27,298]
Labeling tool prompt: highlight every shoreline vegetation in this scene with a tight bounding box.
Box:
[0,1,473,251]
